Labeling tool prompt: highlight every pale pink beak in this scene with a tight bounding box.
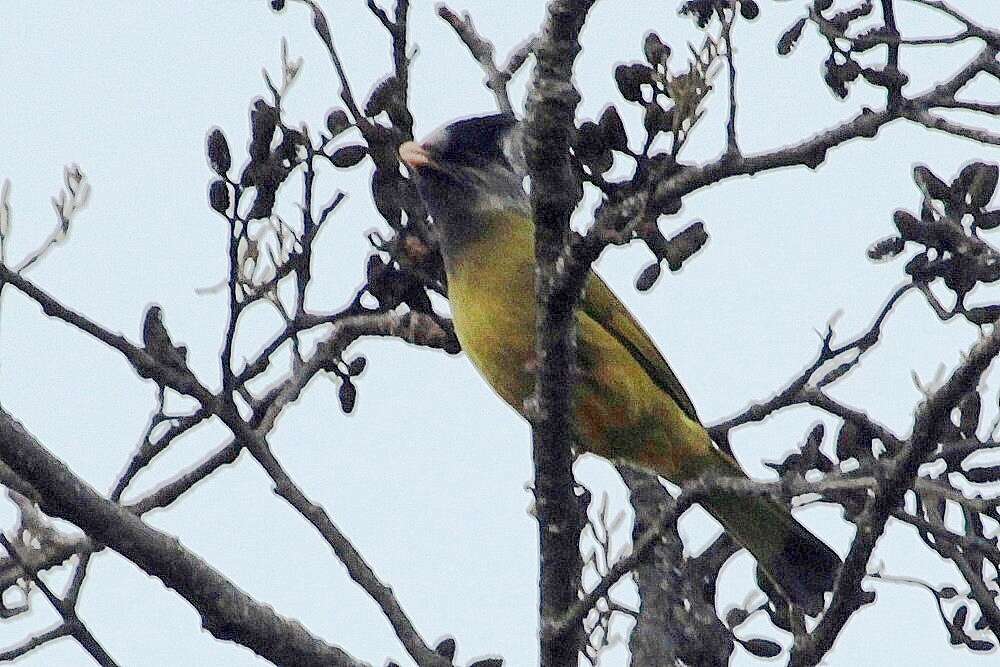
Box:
[398,141,437,171]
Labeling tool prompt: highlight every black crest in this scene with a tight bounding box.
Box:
[431,114,517,168]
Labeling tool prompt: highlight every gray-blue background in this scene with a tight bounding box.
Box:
[2,1,999,664]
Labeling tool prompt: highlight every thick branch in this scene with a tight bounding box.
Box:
[522,2,595,665]
[0,409,366,667]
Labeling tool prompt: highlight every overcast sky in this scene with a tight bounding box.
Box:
[2,1,1000,665]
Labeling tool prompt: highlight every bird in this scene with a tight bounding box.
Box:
[398,113,841,614]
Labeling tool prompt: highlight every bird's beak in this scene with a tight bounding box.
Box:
[398,141,438,173]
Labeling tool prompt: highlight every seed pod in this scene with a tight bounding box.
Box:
[573,121,606,159]
[725,607,750,628]
[777,17,807,56]
[913,165,950,201]
[976,210,1000,230]
[959,162,999,208]
[642,32,671,67]
[206,128,231,175]
[338,381,357,413]
[347,356,367,376]
[739,0,759,20]
[365,76,398,118]
[614,63,652,102]
[893,210,922,241]
[823,58,850,98]
[208,179,230,214]
[742,638,781,659]
[635,262,662,291]
[860,66,909,89]
[330,145,368,168]
[598,106,628,152]
[867,235,905,261]
[326,109,350,137]
[250,100,279,161]
[643,102,675,135]
[434,638,456,660]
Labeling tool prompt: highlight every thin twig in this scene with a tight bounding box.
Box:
[293,0,369,128]
[0,534,119,667]
[0,625,72,662]
[790,325,1000,665]
[904,109,1000,145]
[719,6,740,156]
[437,5,515,114]
[880,0,903,109]
[246,438,449,667]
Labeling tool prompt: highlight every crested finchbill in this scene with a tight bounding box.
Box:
[399,114,842,615]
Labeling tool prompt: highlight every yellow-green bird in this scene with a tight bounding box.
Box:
[399,114,840,613]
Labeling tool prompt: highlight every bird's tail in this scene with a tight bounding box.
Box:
[699,454,841,615]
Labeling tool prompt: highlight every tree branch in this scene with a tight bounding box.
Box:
[522,1,596,664]
[247,440,449,667]
[790,324,1000,665]
[0,624,72,662]
[0,409,367,667]
[437,5,515,114]
[903,109,1000,145]
[648,46,998,211]
[0,533,119,667]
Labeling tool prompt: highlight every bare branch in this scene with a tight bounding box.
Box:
[0,266,219,408]
[292,0,369,129]
[0,534,119,667]
[904,0,1000,48]
[719,7,740,156]
[790,324,1000,665]
[0,625,71,662]
[649,46,998,209]
[125,440,243,516]
[0,409,367,667]
[522,2,596,665]
[904,109,1000,145]
[248,440,449,667]
[437,5,515,114]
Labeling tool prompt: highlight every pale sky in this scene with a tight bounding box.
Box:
[2,1,1000,665]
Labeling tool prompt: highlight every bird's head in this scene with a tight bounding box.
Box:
[399,114,529,250]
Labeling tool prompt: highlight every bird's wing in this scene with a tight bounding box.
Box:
[581,271,701,425]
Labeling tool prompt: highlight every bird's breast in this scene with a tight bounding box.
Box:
[444,214,538,411]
